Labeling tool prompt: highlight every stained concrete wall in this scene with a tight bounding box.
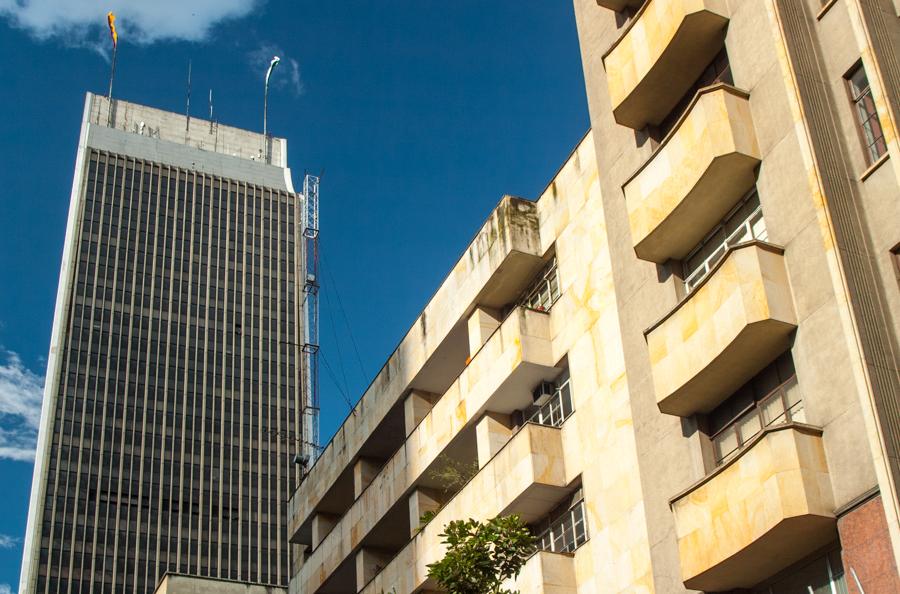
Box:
[154,574,286,594]
[88,94,288,167]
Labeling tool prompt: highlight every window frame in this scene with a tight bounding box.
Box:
[844,61,887,166]
[521,255,562,312]
[527,371,574,428]
[682,189,767,294]
[708,374,804,467]
[536,497,588,554]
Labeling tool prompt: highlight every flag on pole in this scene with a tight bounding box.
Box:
[107,12,118,48]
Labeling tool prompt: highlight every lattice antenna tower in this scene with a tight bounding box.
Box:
[300,174,321,464]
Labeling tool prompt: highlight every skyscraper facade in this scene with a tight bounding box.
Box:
[21,93,303,594]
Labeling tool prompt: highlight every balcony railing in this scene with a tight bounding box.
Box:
[684,201,766,293]
[711,375,804,466]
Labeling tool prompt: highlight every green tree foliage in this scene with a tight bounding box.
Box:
[428,454,478,496]
[426,515,535,594]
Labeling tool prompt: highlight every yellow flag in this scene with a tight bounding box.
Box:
[107,12,118,48]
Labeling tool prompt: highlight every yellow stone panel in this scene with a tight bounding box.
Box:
[646,242,796,417]
[603,0,729,129]
[360,423,569,594]
[671,426,836,591]
[625,85,761,263]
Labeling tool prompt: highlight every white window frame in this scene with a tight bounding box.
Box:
[683,191,767,294]
[527,374,573,428]
[522,256,561,312]
[537,499,588,554]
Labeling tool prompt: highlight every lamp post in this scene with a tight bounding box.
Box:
[263,55,281,163]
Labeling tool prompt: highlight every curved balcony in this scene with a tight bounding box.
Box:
[625,85,760,264]
[603,0,729,130]
[646,242,796,417]
[671,424,836,591]
[360,423,569,594]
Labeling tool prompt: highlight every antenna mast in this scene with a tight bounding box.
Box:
[300,174,321,464]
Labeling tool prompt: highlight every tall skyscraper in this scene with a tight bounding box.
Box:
[21,93,303,594]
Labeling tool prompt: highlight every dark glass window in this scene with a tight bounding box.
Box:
[655,47,733,140]
[707,352,803,466]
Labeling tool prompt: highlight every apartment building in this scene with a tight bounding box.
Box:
[287,1,900,592]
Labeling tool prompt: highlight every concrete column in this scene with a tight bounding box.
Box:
[475,412,514,468]
[353,457,381,499]
[408,488,443,538]
[404,390,439,436]
[355,548,393,591]
[467,306,502,356]
[311,512,339,549]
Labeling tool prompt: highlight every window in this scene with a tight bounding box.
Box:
[522,256,561,312]
[522,370,574,428]
[752,548,847,594]
[892,243,900,289]
[683,190,767,293]
[655,48,733,140]
[707,352,803,466]
[535,493,588,554]
[846,63,887,165]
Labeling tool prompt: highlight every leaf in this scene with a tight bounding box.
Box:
[426,515,535,594]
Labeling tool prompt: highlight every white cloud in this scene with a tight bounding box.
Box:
[0,584,12,594]
[248,42,304,96]
[0,533,21,549]
[0,349,44,462]
[0,0,260,46]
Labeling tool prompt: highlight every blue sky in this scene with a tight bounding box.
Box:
[0,1,588,589]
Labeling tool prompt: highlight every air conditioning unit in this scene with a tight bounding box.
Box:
[532,381,555,407]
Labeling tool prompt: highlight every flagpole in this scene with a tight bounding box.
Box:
[106,12,118,127]
[107,44,117,125]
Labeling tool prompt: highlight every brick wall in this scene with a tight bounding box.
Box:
[838,494,900,594]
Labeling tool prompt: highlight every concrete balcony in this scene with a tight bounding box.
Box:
[359,423,569,594]
[603,0,729,130]
[625,85,760,264]
[294,308,559,593]
[290,196,544,543]
[503,551,577,594]
[595,0,644,12]
[646,242,796,417]
[671,425,836,591]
